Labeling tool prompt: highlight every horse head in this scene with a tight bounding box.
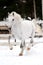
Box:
[7,11,23,24]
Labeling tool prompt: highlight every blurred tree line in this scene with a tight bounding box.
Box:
[0,0,42,20]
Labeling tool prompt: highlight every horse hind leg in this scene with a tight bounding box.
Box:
[30,38,33,46]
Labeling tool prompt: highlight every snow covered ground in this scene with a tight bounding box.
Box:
[0,38,43,65]
[0,17,43,65]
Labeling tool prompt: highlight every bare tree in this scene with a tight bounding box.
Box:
[33,0,37,19]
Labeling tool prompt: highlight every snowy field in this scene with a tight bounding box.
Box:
[0,14,43,64]
[0,37,43,65]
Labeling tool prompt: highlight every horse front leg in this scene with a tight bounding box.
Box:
[14,38,16,46]
[8,35,13,50]
[19,40,25,56]
[12,35,16,46]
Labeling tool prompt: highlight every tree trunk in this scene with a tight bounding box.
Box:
[33,0,37,19]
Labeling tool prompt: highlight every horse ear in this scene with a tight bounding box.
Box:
[12,13,14,16]
[8,12,10,15]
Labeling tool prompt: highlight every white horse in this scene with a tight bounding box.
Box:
[7,11,42,56]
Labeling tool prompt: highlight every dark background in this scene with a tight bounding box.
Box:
[0,0,42,20]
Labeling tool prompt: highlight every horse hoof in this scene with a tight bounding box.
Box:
[27,48,30,50]
[10,47,13,50]
[19,53,23,56]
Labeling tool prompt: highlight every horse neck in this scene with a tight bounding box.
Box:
[15,17,22,25]
[14,20,21,29]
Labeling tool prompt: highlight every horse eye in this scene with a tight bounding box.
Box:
[12,19,14,21]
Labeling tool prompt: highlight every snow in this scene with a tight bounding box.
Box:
[0,38,43,65]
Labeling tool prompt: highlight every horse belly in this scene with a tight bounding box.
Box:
[21,23,33,39]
